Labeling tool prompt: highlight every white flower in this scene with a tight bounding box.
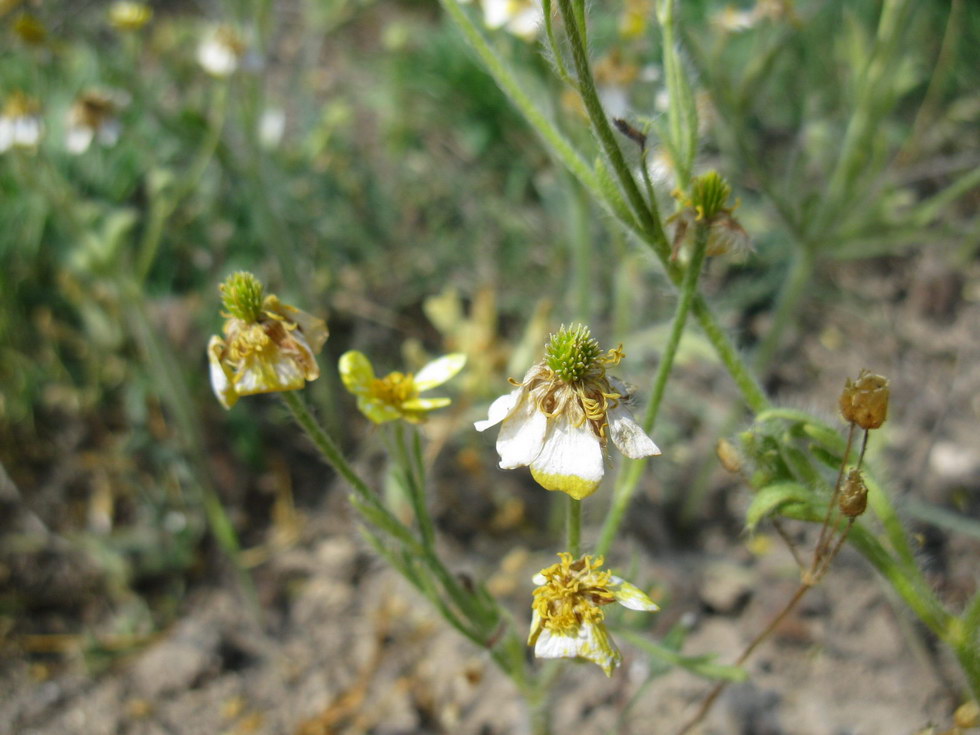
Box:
[198,26,247,78]
[258,108,285,149]
[528,553,659,676]
[65,90,125,155]
[0,92,43,153]
[475,324,660,500]
[482,0,543,40]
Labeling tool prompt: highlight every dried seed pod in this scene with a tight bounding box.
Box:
[839,469,868,518]
[839,369,889,430]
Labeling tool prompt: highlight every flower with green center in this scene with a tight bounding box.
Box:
[668,170,751,260]
[339,351,466,424]
[475,324,660,500]
[207,272,328,409]
[528,553,658,675]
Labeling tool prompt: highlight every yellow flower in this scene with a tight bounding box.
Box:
[339,350,465,424]
[108,2,152,32]
[529,553,658,676]
[475,324,660,500]
[207,272,328,409]
[12,12,46,45]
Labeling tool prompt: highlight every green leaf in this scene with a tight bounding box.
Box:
[621,631,747,682]
[746,482,814,531]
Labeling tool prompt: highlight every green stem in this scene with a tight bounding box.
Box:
[281,391,377,500]
[394,423,436,550]
[438,0,600,196]
[691,295,769,413]
[556,0,664,238]
[440,0,768,415]
[567,498,582,557]
[596,224,710,558]
[568,178,592,323]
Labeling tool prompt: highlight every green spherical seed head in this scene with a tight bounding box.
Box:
[220,271,265,323]
[545,324,602,383]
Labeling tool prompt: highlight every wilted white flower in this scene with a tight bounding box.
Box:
[208,272,328,410]
[475,324,660,500]
[529,553,659,675]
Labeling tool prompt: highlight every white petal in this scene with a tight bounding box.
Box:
[507,7,542,39]
[474,387,522,432]
[66,125,94,154]
[258,108,285,148]
[482,0,511,29]
[608,402,660,459]
[207,336,238,409]
[529,415,604,499]
[0,119,15,152]
[531,572,546,585]
[13,117,42,147]
[495,396,547,470]
[198,40,237,77]
[534,622,621,676]
[414,353,465,391]
[609,578,660,611]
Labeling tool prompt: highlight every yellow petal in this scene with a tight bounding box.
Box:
[413,353,466,392]
[401,397,451,412]
[358,396,402,424]
[339,350,375,395]
[234,348,306,396]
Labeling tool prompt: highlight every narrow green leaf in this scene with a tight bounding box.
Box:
[621,631,747,682]
[746,482,814,531]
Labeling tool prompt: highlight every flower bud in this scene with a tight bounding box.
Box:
[839,369,889,429]
[716,438,742,474]
[838,469,868,518]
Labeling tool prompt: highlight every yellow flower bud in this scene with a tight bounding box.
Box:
[839,369,889,430]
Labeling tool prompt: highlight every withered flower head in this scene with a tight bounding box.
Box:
[839,369,889,430]
[838,469,868,518]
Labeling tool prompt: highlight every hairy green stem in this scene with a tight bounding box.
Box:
[567,498,582,557]
[440,0,768,415]
[596,225,710,557]
[556,0,664,238]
